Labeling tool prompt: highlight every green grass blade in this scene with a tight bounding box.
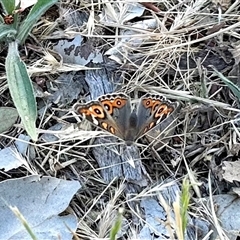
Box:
[6,41,38,141]
[0,0,16,14]
[109,208,123,240]
[10,206,37,240]
[180,178,190,234]
[211,66,240,100]
[17,0,58,43]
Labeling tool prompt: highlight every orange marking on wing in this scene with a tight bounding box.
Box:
[109,126,116,134]
[149,122,155,129]
[142,99,162,113]
[112,98,128,108]
[78,105,105,119]
[79,108,91,115]
[155,105,173,118]
[101,99,127,114]
[101,122,108,130]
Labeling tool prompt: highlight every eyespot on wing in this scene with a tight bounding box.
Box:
[75,104,106,119]
[155,104,174,118]
[101,98,128,114]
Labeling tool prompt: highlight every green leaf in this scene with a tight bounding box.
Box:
[211,66,240,100]
[0,107,18,133]
[5,41,38,141]
[0,24,17,40]
[17,0,58,43]
[0,0,16,14]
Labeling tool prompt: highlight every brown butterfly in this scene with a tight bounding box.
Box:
[74,93,177,145]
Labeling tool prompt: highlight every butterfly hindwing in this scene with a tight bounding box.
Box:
[135,93,176,140]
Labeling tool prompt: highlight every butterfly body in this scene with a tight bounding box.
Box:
[74,93,177,144]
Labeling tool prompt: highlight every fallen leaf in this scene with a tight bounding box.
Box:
[222,161,240,182]
[0,175,81,239]
[0,107,18,134]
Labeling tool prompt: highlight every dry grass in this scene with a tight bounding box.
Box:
[1,0,240,239]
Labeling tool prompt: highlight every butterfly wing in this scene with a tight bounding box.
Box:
[74,93,131,140]
[135,93,176,140]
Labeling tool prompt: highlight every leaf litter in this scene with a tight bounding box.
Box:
[0,175,80,239]
[1,0,240,239]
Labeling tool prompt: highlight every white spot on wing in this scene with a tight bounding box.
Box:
[92,116,99,125]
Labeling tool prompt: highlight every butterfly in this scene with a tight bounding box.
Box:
[74,93,177,145]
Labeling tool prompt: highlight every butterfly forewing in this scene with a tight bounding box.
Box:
[74,101,105,131]
[74,93,132,140]
[135,94,176,140]
[98,93,132,139]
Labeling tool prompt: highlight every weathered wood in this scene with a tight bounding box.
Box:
[92,138,149,187]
